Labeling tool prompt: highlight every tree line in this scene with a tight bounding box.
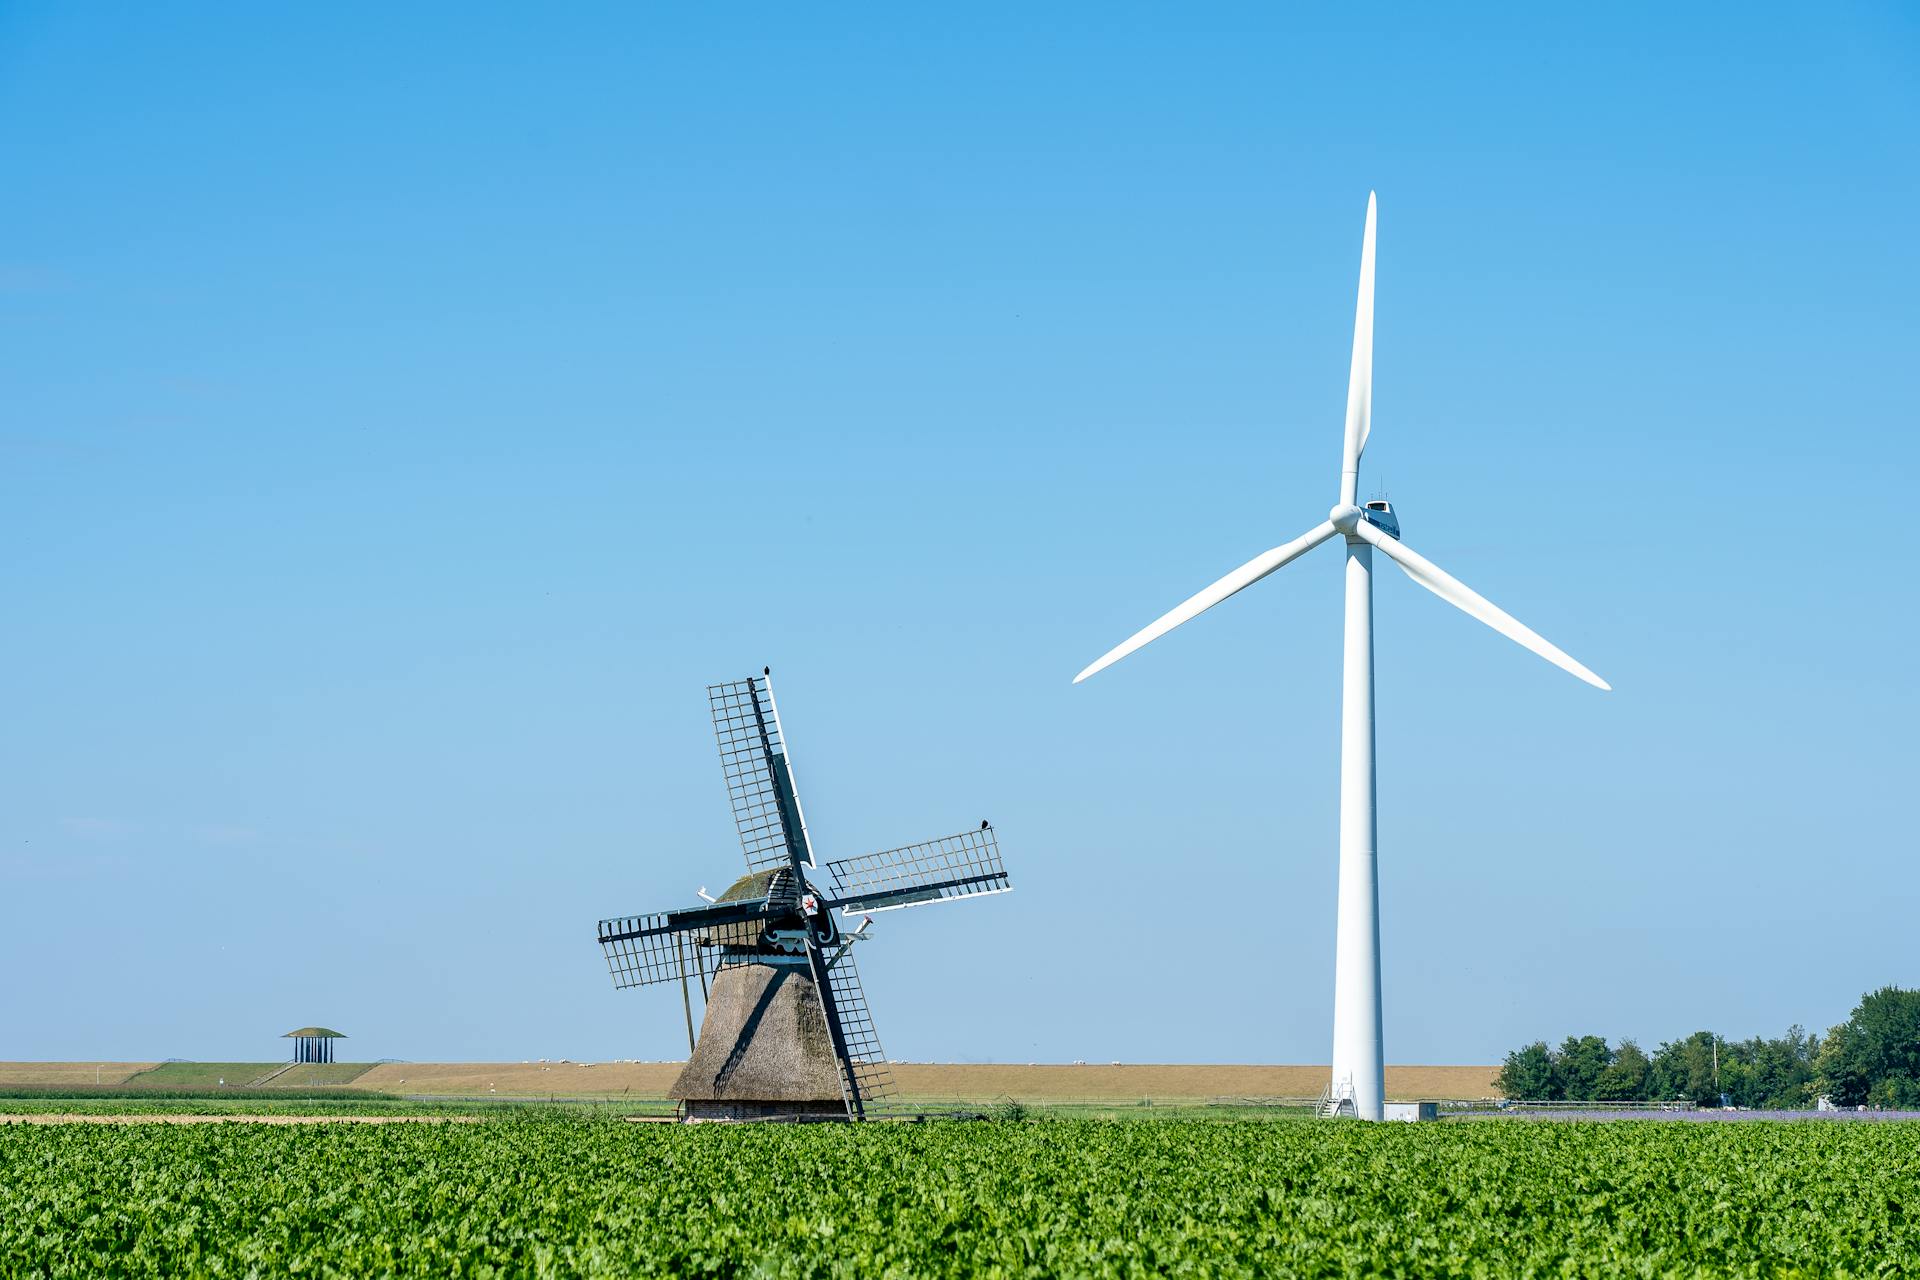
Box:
[1496,986,1920,1108]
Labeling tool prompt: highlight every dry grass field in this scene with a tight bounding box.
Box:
[1,1061,1497,1101]
[351,1061,1498,1101]
[887,1063,1499,1102]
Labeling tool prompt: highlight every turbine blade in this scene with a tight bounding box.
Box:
[1073,521,1339,683]
[1351,520,1611,691]
[1340,192,1377,502]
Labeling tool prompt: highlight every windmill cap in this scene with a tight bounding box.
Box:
[717,870,786,903]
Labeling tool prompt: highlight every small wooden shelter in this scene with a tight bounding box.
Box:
[283,1026,346,1064]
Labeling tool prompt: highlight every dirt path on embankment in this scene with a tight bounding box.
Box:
[0,1113,478,1125]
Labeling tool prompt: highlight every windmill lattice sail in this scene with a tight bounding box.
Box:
[598,908,731,990]
[709,677,812,872]
[598,887,773,989]
[812,944,895,1105]
[827,828,1009,914]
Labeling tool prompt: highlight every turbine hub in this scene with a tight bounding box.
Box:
[1329,503,1364,534]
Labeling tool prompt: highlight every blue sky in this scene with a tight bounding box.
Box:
[3,3,1916,1066]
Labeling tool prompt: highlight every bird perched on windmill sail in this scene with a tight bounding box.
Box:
[597,672,1012,1120]
[1073,193,1609,1121]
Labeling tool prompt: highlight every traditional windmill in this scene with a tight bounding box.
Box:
[597,671,1012,1120]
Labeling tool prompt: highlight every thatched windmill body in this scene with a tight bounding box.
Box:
[597,672,1012,1119]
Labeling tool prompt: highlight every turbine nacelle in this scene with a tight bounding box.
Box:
[1327,500,1399,541]
[1361,500,1399,541]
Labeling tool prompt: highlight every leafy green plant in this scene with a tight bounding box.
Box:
[3,1115,1916,1276]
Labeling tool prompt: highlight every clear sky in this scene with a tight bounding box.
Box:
[3,3,1916,1067]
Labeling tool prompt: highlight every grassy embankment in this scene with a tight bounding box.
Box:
[0,1061,409,1115]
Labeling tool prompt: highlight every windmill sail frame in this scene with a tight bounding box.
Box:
[826,828,1010,915]
[597,672,1012,1119]
[709,677,814,873]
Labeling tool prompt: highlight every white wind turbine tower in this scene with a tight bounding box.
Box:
[1073,193,1609,1121]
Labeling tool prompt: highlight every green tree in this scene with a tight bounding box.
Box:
[1497,1041,1557,1100]
[1594,1039,1652,1100]
[1866,1075,1920,1108]
[1717,1039,1759,1107]
[1494,989,1916,1111]
[1651,1031,1720,1106]
[1816,1022,1866,1107]
[1817,987,1920,1107]
[1731,1027,1819,1109]
[1554,1035,1612,1101]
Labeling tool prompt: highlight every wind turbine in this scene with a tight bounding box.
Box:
[1072,192,1609,1121]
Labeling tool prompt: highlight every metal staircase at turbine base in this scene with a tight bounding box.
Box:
[1316,1078,1358,1118]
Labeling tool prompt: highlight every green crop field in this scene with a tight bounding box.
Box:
[3,1114,1914,1277]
